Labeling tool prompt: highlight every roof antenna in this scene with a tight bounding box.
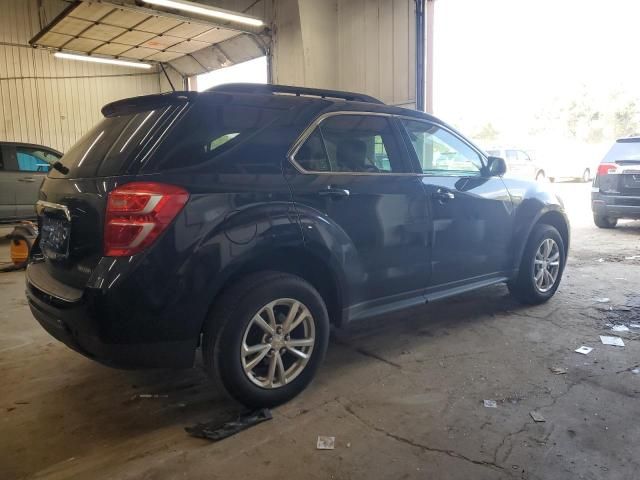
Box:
[160,63,175,92]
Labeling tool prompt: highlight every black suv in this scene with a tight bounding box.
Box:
[26,84,569,407]
[592,137,640,228]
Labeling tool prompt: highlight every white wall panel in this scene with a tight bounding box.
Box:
[272,0,416,108]
[0,0,162,153]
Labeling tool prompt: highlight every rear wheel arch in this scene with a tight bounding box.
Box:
[205,247,345,332]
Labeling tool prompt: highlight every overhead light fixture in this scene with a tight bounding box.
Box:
[54,52,152,70]
[143,0,264,27]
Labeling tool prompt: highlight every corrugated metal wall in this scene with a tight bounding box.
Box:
[0,0,162,153]
[272,0,416,108]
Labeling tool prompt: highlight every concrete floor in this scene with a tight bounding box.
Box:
[1,183,639,480]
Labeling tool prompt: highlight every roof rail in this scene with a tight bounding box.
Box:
[207,83,384,105]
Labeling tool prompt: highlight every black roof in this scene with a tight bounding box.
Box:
[102,83,443,126]
[617,137,640,143]
[209,83,384,104]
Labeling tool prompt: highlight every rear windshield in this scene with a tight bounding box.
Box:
[49,106,178,178]
[602,140,640,163]
[51,96,289,178]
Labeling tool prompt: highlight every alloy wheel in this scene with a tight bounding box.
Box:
[533,238,560,293]
[240,298,315,389]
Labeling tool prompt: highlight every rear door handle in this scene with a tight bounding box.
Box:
[19,177,36,182]
[432,189,455,202]
[319,187,350,198]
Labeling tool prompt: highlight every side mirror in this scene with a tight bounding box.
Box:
[487,156,507,177]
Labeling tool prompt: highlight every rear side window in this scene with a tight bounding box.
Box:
[49,107,175,178]
[151,100,284,172]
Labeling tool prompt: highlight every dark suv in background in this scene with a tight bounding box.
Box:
[592,137,640,228]
[26,84,569,407]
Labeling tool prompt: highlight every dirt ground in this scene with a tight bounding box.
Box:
[1,182,639,480]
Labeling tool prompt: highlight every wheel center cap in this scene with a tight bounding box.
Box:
[272,333,284,349]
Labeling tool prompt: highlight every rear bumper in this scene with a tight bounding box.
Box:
[592,192,640,219]
[26,263,197,369]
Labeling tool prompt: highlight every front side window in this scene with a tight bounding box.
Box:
[16,148,59,172]
[294,114,407,173]
[402,120,483,176]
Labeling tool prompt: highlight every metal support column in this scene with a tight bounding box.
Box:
[426,0,435,114]
[415,0,426,112]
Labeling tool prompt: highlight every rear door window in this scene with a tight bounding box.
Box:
[294,114,409,173]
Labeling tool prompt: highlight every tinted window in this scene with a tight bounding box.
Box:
[402,120,483,175]
[295,115,407,173]
[49,107,174,178]
[295,130,331,172]
[153,100,284,172]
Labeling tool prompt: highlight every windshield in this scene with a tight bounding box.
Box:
[602,140,640,163]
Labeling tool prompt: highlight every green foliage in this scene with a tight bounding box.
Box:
[529,87,639,143]
[473,122,500,142]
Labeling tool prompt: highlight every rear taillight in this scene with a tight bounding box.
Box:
[105,182,189,256]
[597,163,617,176]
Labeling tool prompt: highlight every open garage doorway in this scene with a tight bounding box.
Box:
[194,56,268,92]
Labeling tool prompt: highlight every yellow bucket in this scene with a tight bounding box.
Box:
[10,238,30,265]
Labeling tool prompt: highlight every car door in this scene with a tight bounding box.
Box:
[286,112,431,318]
[13,146,55,218]
[504,149,527,179]
[517,150,537,180]
[399,118,514,293]
[0,145,17,220]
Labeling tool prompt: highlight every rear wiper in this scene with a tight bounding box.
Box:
[51,161,69,175]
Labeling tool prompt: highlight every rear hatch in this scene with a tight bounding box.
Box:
[595,138,640,197]
[34,93,192,290]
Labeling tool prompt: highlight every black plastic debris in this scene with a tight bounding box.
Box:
[186,408,272,441]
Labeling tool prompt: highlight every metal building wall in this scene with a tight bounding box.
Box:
[272,0,416,108]
[0,0,162,154]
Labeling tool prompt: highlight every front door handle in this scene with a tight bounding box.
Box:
[19,177,36,183]
[319,187,350,198]
[432,189,455,202]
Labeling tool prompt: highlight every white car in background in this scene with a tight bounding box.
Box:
[530,143,606,183]
[485,148,546,181]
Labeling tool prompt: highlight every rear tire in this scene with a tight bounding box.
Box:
[535,170,546,182]
[508,224,565,305]
[593,215,617,229]
[202,271,330,408]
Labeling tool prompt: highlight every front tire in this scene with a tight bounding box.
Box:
[535,170,546,182]
[593,215,617,229]
[508,224,565,305]
[582,168,591,182]
[202,272,330,407]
